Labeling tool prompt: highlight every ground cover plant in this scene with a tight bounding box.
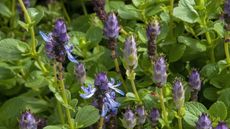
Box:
[0,0,230,129]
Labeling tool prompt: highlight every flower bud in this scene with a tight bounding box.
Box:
[189,69,201,91]
[146,20,160,41]
[150,108,160,127]
[92,0,107,22]
[52,19,69,43]
[173,79,184,109]
[136,106,146,125]
[154,56,167,87]
[75,63,86,84]
[215,121,229,129]
[122,109,136,129]
[94,72,109,91]
[103,12,120,39]
[19,110,37,129]
[196,113,212,129]
[124,36,138,69]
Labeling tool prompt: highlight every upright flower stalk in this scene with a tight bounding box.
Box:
[124,36,142,104]
[18,0,48,74]
[224,0,230,64]
[189,69,201,101]
[154,56,170,128]
[173,79,185,129]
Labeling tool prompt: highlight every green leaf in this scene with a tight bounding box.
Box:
[25,71,48,89]
[203,87,218,101]
[184,102,208,126]
[168,44,186,62]
[178,36,206,52]
[118,5,141,20]
[218,88,230,107]
[173,0,198,23]
[209,101,227,120]
[86,26,103,47]
[0,3,12,17]
[27,8,44,24]
[200,63,219,79]
[0,96,48,128]
[213,21,224,38]
[210,70,230,89]
[75,105,100,128]
[44,125,67,129]
[0,38,29,61]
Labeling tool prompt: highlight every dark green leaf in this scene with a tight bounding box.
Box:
[0,3,11,17]
[168,44,186,62]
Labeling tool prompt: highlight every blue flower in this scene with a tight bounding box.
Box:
[80,84,96,99]
[39,31,78,63]
[108,78,124,96]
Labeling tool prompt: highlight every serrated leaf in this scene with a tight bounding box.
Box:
[75,105,100,128]
[184,102,207,126]
[209,101,227,120]
[118,5,141,20]
[178,36,206,52]
[86,26,103,47]
[28,8,44,24]
[0,38,29,61]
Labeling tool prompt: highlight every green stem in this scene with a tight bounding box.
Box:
[98,117,104,129]
[159,88,170,129]
[178,117,182,129]
[129,74,142,104]
[81,0,88,16]
[224,41,230,64]
[53,62,65,124]
[58,63,75,129]
[177,107,183,129]
[113,57,128,92]
[61,0,71,24]
[36,56,48,74]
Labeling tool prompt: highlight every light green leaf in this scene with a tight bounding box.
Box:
[178,36,206,52]
[0,3,12,17]
[209,101,227,120]
[28,8,44,24]
[118,5,141,20]
[75,105,100,128]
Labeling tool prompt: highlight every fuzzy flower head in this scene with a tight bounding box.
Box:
[103,12,120,39]
[173,79,184,109]
[52,19,69,43]
[215,121,229,129]
[75,63,86,84]
[150,108,160,127]
[196,113,212,129]
[94,72,109,91]
[154,56,167,87]
[124,35,138,69]
[19,110,37,129]
[189,69,201,91]
[224,0,230,17]
[122,109,137,129]
[146,20,160,41]
[136,106,146,125]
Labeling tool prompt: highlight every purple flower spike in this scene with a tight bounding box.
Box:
[52,19,69,43]
[75,63,86,84]
[189,69,201,91]
[19,110,37,129]
[150,108,160,127]
[124,35,138,69]
[146,20,160,41]
[92,0,107,22]
[196,113,212,129]
[94,72,109,91]
[80,84,96,99]
[173,79,184,109]
[224,0,230,17]
[215,121,229,129]
[123,109,136,129]
[154,56,167,87]
[103,12,120,39]
[136,106,146,125]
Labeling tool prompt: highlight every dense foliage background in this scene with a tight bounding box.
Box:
[0,0,229,129]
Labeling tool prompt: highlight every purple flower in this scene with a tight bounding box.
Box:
[173,79,184,109]
[19,110,37,129]
[150,108,160,127]
[196,113,212,129]
[146,20,160,41]
[122,109,136,129]
[154,56,167,87]
[39,19,78,63]
[103,12,120,39]
[136,106,146,125]
[80,84,96,99]
[94,72,109,91]
[92,0,107,21]
[215,121,229,129]
[224,0,230,17]
[124,35,138,69]
[189,69,201,91]
[36,118,47,129]
[75,63,86,84]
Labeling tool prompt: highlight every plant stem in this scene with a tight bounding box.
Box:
[18,0,48,74]
[178,117,182,129]
[81,0,88,16]
[128,71,142,104]
[98,117,104,129]
[58,63,75,129]
[113,53,128,92]
[159,88,170,129]
[224,40,230,64]
[53,62,65,124]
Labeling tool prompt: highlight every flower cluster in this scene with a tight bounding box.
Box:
[189,69,201,101]
[75,63,86,84]
[122,109,137,129]
[154,56,167,87]
[40,19,78,63]
[80,72,124,118]
[150,108,160,127]
[136,106,146,125]
[146,20,160,61]
[92,0,107,22]
[196,113,212,129]
[173,79,184,109]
